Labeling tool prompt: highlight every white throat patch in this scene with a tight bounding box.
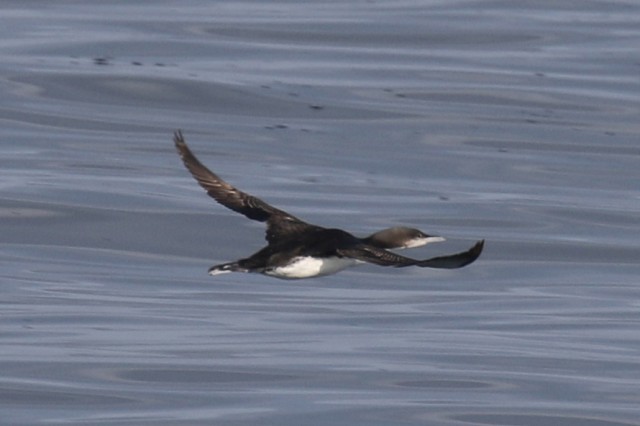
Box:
[402,236,446,249]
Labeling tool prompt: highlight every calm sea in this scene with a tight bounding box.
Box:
[1,1,639,425]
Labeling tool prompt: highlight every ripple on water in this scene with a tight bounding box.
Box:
[452,414,640,426]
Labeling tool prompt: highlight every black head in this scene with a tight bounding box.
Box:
[363,227,445,249]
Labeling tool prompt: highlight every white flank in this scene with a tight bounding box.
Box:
[266,256,359,279]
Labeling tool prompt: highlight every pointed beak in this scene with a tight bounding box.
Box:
[424,236,446,244]
[403,235,446,248]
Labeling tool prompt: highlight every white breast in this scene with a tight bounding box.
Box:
[265,256,360,279]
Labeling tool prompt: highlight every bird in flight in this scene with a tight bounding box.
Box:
[174,131,484,279]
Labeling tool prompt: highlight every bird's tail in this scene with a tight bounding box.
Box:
[208,262,248,276]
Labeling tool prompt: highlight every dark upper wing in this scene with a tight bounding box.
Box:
[173,130,315,242]
[338,240,484,269]
[414,240,484,269]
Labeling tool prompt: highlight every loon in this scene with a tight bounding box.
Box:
[173,131,484,279]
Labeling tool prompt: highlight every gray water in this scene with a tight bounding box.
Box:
[1,1,640,425]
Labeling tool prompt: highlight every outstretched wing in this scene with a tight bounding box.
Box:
[338,240,484,269]
[414,240,484,268]
[173,130,316,242]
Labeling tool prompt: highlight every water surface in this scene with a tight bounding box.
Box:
[1,1,639,425]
